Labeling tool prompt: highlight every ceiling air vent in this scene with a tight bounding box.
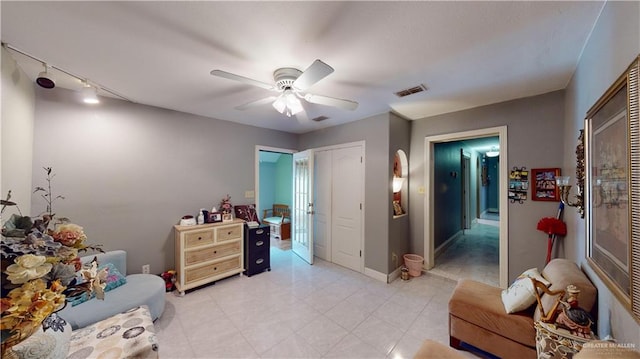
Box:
[312,116,329,122]
[394,84,427,98]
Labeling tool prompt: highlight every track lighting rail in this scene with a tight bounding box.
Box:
[2,42,133,103]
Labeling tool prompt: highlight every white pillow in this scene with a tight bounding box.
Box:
[501,268,551,314]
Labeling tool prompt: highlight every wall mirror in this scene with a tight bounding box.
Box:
[585,55,639,322]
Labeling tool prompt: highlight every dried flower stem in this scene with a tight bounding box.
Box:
[33,167,65,218]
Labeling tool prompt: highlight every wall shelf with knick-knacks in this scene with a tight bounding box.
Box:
[508,167,528,204]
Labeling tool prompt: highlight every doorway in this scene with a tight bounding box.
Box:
[424,126,508,288]
[255,146,295,251]
[255,143,365,273]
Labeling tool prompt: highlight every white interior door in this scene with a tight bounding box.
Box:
[292,150,314,264]
[313,150,331,260]
[330,146,363,271]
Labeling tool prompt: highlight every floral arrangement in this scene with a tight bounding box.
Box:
[219,194,233,214]
[0,167,104,354]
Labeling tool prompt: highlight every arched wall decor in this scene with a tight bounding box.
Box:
[393,150,408,217]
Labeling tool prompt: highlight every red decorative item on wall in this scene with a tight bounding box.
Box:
[537,209,567,264]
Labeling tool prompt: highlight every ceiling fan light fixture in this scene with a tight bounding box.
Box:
[273,89,302,117]
[272,95,286,113]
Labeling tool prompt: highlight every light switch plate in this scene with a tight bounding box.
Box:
[244,190,255,198]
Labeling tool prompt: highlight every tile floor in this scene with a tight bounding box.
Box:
[430,222,500,287]
[155,245,479,358]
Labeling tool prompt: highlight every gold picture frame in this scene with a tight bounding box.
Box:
[585,55,640,322]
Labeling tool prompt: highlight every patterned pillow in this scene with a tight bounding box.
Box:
[501,268,551,313]
[67,262,127,306]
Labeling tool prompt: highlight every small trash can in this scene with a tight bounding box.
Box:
[403,254,424,277]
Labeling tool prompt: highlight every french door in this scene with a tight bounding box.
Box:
[292,150,314,264]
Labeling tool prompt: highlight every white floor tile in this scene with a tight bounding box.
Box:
[155,243,485,358]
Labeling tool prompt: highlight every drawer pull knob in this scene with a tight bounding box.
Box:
[214,267,217,271]
[256,259,264,264]
[227,231,232,235]
[256,241,264,246]
[198,237,202,240]
[256,229,264,235]
[214,250,217,254]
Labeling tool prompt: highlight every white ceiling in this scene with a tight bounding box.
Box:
[1,1,604,134]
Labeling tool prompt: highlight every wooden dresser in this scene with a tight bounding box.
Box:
[174,219,244,294]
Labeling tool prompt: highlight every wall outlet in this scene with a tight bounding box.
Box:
[391,252,398,267]
[142,264,150,274]
[244,190,255,198]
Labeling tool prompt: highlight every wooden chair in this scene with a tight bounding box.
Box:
[262,204,290,240]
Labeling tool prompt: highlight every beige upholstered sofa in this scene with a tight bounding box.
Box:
[448,258,597,358]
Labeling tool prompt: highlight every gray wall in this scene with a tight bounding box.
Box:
[1,47,35,219]
[31,87,297,274]
[388,113,411,272]
[299,113,390,274]
[409,90,566,282]
[563,1,640,344]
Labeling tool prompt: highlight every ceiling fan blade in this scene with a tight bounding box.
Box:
[304,93,358,111]
[235,96,278,111]
[295,108,311,124]
[292,59,334,91]
[210,70,274,90]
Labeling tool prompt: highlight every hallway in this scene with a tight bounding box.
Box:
[429,222,499,286]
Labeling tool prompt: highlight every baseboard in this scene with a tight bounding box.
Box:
[388,266,402,283]
[435,230,462,257]
[364,267,387,283]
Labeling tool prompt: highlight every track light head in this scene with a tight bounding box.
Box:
[81,83,99,104]
[36,64,55,89]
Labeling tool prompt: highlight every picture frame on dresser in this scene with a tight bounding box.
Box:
[209,212,222,223]
[222,213,233,222]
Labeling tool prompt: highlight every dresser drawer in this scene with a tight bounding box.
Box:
[184,241,241,266]
[248,235,269,251]
[184,230,214,248]
[249,255,269,269]
[215,224,242,242]
[185,256,241,284]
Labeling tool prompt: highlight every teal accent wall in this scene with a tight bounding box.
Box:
[259,160,276,220]
[433,142,463,248]
[275,154,293,207]
[259,152,293,220]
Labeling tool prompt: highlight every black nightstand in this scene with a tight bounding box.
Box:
[244,224,270,276]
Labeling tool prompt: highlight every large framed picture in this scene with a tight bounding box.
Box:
[531,168,560,201]
[585,55,639,322]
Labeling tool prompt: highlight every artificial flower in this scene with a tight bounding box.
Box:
[5,254,53,284]
[79,260,108,300]
[219,194,233,214]
[1,168,103,352]
[51,223,87,248]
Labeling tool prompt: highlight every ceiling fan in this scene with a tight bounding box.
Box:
[210,59,358,119]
